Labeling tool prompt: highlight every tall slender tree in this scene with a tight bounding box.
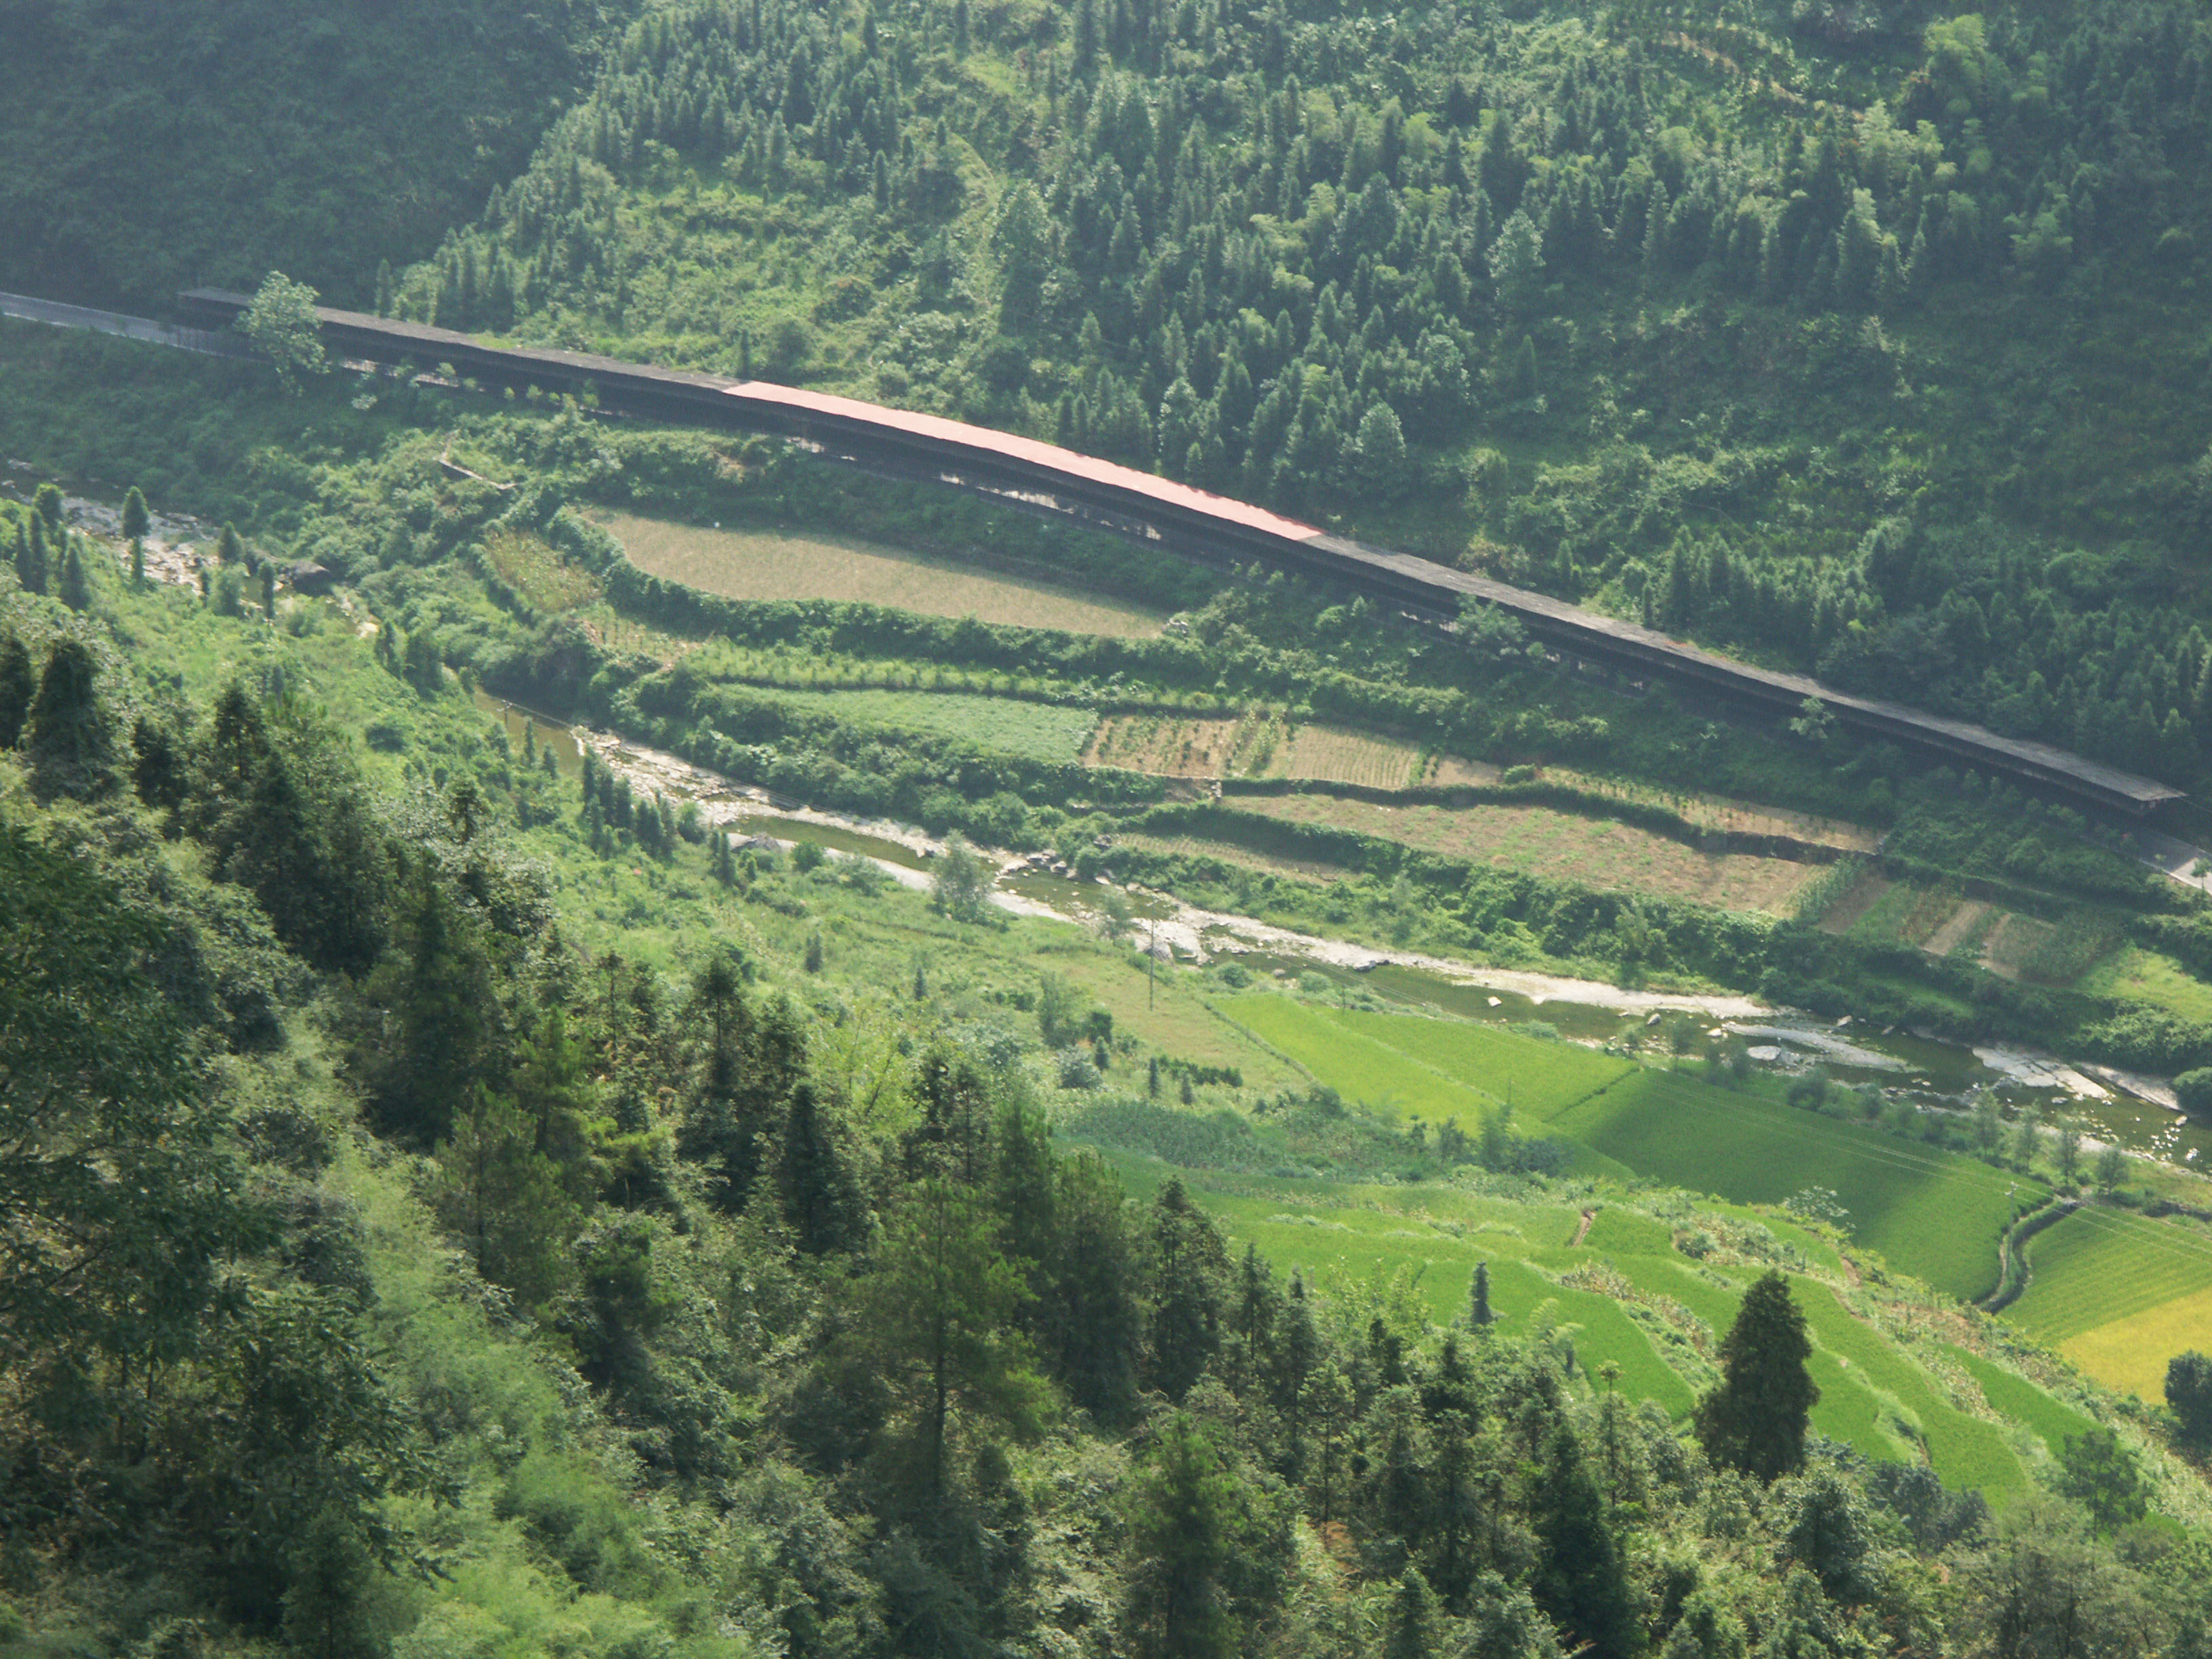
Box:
[1696,1270,1818,1482]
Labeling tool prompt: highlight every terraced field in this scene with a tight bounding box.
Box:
[1221,995,2030,1301]
[1230,792,1824,914]
[1090,1153,2074,1497]
[1559,1070,2032,1302]
[2007,1208,2212,1397]
[1085,712,1498,789]
[1943,1346,2096,1457]
[602,511,1165,637]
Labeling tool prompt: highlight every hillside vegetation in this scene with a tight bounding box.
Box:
[7,508,2212,1659]
[0,0,641,310]
[394,0,2212,799]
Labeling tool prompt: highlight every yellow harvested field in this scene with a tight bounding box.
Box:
[2059,1284,2212,1400]
[1086,713,1494,790]
[600,511,1165,638]
[1233,794,1824,914]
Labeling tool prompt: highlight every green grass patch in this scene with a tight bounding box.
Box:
[1558,1071,2030,1302]
[2080,946,2212,1022]
[1584,1208,1675,1256]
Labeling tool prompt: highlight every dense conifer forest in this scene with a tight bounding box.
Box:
[13,0,2212,1654]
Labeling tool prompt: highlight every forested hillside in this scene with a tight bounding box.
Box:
[0,0,642,310]
[375,0,2212,794]
[7,471,2212,1659]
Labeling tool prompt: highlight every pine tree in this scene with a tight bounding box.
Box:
[804,928,825,972]
[24,639,115,801]
[0,632,30,747]
[17,518,48,596]
[1530,1423,1639,1655]
[1147,1179,1227,1399]
[32,484,62,529]
[57,541,89,612]
[863,1177,1042,1494]
[120,486,149,543]
[218,523,243,565]
[780,1083,861,1254]
[1383,1569,1445,1659]
[1469,1260,1494,1328]
[1696,1270,1818,1481]
[1124,1414,1246,1659]
[262,564,278,618]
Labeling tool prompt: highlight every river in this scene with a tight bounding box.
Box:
[477,691,2212,1168]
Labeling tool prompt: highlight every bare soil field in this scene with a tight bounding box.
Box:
[1086,713,1494,789]
[1817,869,1893,934]
[1923,899,1993,958]
[1235,794,1826,914]
[599,511,1164,638]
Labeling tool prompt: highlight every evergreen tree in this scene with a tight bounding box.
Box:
[17,517,49,596]
[2167,1351,2212,1447]
[58,540,90,611]
[1470,1260,1494,1328]
[804,928,825,972]
[24,638,115,801]
[863,1176,1044,1494]
[218,522,244,565]
[1383,1568,1445,1659]
[1529,1423,1638,1656]
[121,486,150,543]
[0,631,31,749]
[1146,1179,1227,1399]
[1123,1415,1258,1659]
[780,1083,863,1254]
[1696,1270,1818,1482]
[32,484,62,529]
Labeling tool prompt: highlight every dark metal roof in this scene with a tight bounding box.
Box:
[172,287,2185,813]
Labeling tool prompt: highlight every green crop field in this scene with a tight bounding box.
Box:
[1227,998,1630,1128]
[1328,1009,1633,1125]
[2009,1209,2212,1339]
[753,687,1100,764]
[1226,996,1508,1125]
[1942,1346,2096,1458]
[1557,1072,2032,1302]
[2005,1208,2212,1397]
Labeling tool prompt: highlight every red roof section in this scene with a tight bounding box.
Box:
[723,380,1324,541]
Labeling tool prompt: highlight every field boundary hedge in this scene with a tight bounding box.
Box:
[1980,1196,2078,1313]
